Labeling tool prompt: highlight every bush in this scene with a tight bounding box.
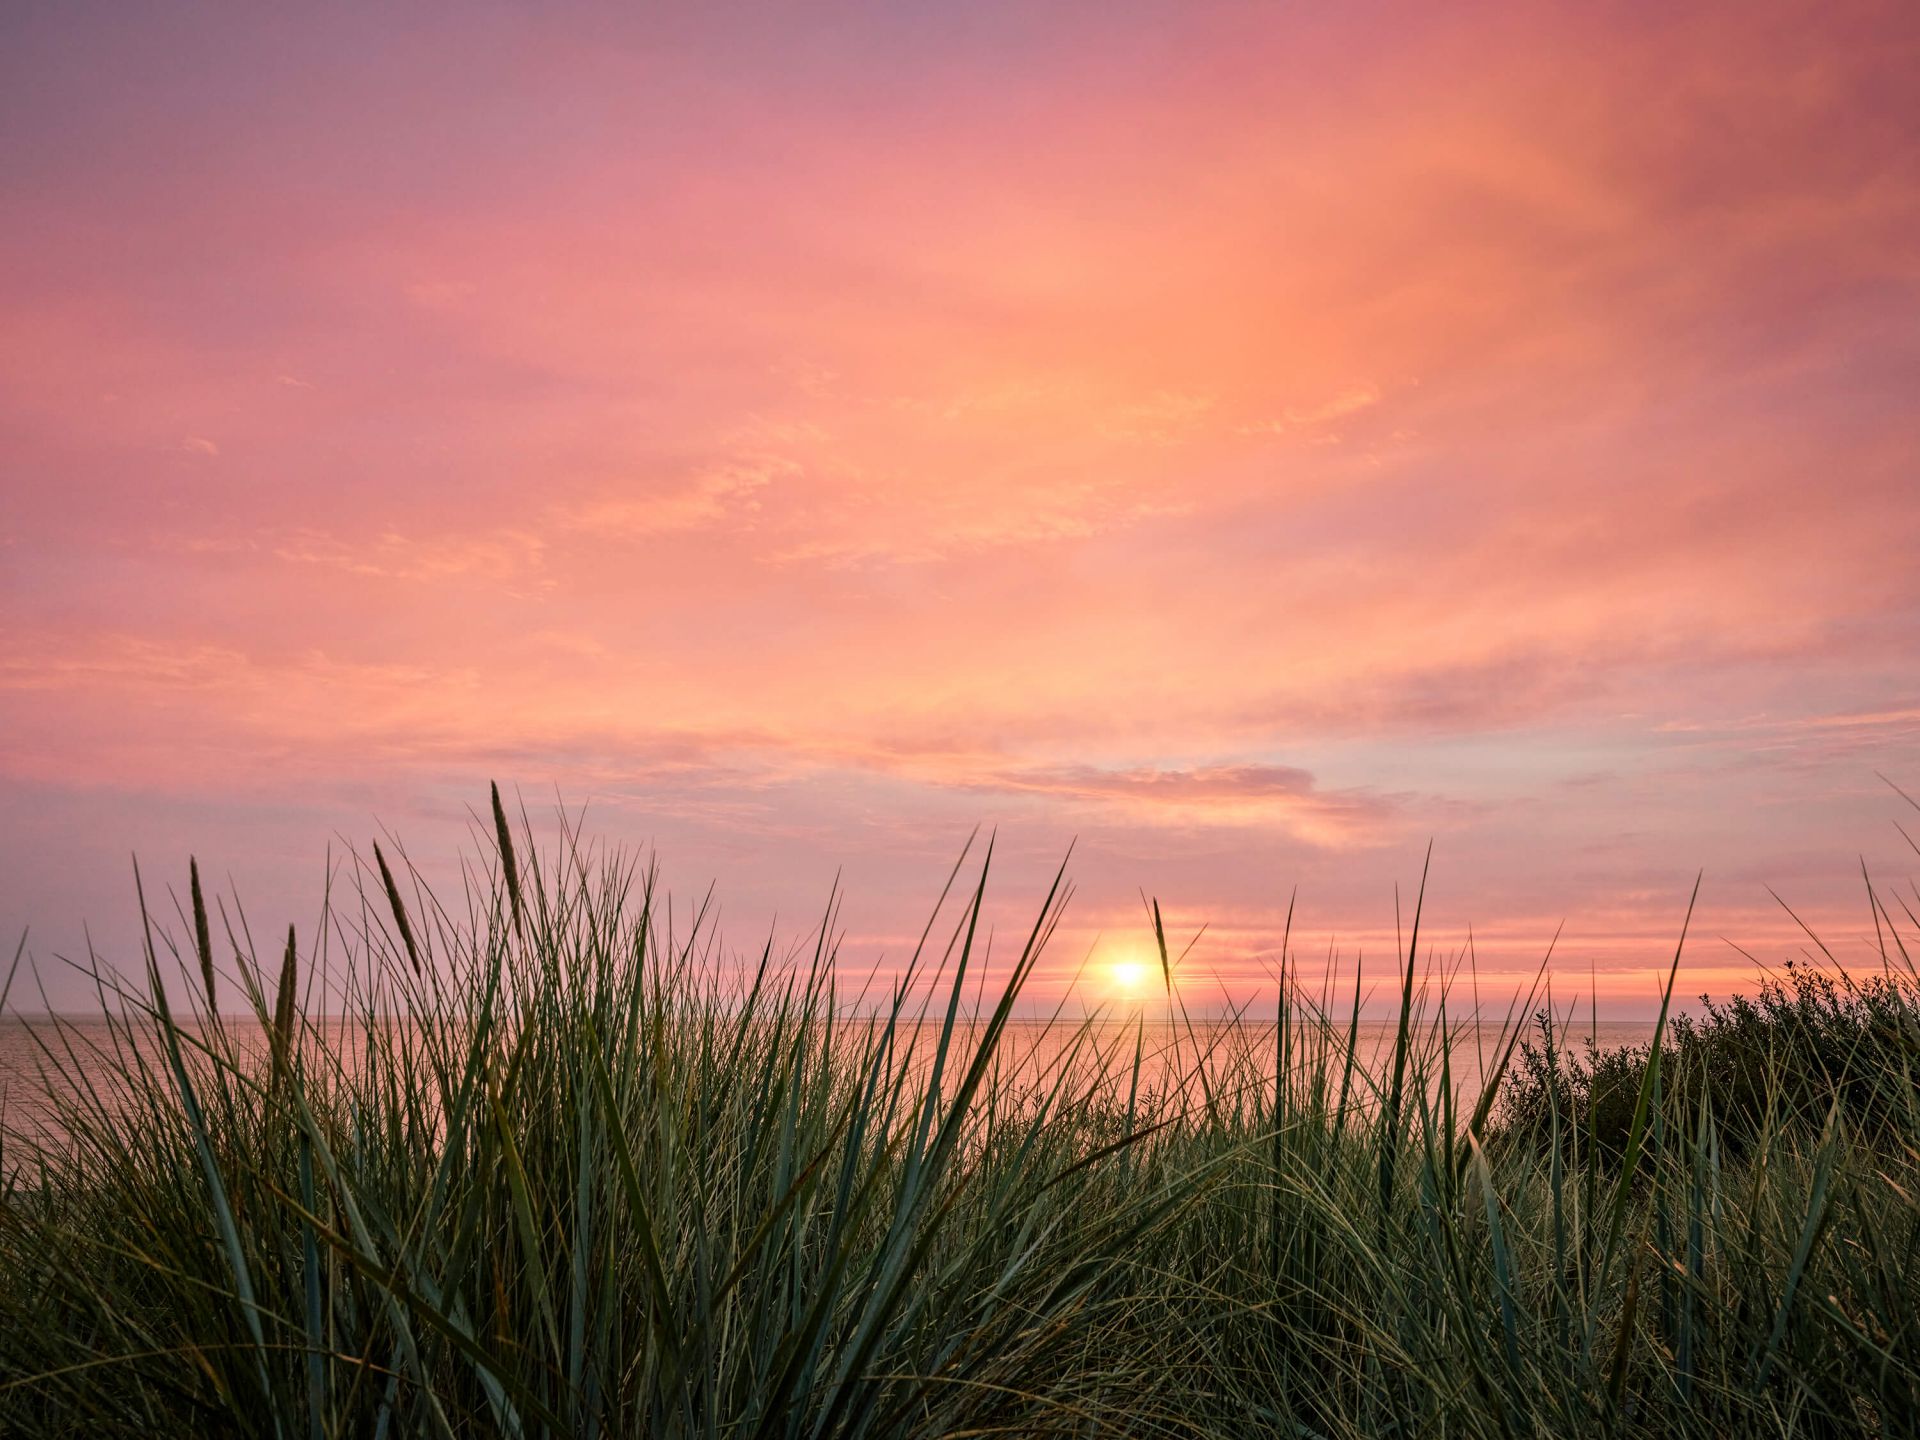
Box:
[1503,963,1920,1162]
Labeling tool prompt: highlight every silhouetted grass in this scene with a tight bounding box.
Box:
[1,794,1915,1437]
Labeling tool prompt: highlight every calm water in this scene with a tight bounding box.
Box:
[0,1014,1660,1155]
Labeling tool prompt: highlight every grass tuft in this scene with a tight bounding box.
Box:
[2,791,1917,1436]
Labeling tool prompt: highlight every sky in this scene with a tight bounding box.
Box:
[3,1,1918,1015]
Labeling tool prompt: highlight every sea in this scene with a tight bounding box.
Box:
[0,1014,1660,1157]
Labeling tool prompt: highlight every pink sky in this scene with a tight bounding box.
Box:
[3,2,1918,1014]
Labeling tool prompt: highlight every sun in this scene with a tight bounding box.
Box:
[1109,956,1151,995]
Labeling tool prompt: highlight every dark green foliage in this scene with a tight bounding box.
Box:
[1503,964,1920,1159]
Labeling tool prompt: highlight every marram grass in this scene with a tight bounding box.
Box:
[0,799,1916,1438]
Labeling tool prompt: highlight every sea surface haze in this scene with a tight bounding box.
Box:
[0,1015,1660,1153]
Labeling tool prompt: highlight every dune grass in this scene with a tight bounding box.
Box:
[1,791,1916,1437]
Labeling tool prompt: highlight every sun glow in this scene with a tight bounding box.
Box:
[1109,956,1151,996]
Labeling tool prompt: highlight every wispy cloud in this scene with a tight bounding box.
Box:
[552,457,790,539]
[272,527,549,584]
[1237,384,1383,437]
[967,761,1396,843]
